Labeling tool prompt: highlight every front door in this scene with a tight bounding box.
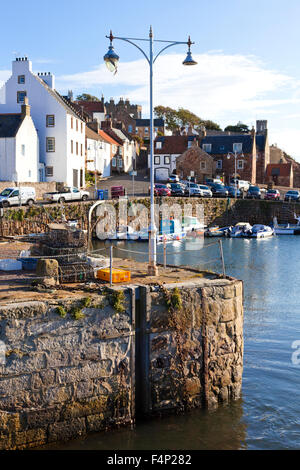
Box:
[73,169,78,188]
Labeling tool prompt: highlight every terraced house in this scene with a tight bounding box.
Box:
[0,58,86,187]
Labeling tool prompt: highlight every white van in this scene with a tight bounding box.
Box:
[230,179,250,191]
[0,187,36,207]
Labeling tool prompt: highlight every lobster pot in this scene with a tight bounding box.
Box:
[58,263,94,284]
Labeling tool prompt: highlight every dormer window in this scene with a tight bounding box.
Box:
[202,143,212,152]
[156,141,162,149]
[233,143,243,152]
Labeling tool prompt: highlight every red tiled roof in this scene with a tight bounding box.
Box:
[75,101,105,116]
[98,129,120,146]
[266,163,292,177]
[154,136,196,154]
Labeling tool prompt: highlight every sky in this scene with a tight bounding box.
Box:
[0,0,300,159]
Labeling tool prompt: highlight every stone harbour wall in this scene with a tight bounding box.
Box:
[1,197,300,238]
[0,277,243,449]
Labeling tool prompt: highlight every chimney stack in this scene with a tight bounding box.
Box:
[21,96,31,117]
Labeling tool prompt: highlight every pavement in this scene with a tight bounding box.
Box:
[94,169,150,198]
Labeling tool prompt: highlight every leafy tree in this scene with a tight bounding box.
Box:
[76,93,100,102]
[154,105,221,131]
[224,122,249,133]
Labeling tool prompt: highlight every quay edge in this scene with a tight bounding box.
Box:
[0,273,243,450]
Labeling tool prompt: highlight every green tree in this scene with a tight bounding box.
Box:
[154,105,221,132]
[76,93,100,102]
[224,122,249,133]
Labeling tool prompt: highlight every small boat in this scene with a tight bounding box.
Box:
[226,223,252,238]
[129,219,187,242]
[205,226,230,237]
[244,224,274,238]
[182,216,206,237]
[96,224,136,241]
[272,217,300,235]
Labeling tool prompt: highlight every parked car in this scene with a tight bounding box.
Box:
[152,184,171,197]
[210,183,229,198]
[205,178,224,186]
[265,189,280,200]
[184,182,202,197]
[168,174,180,183]
[284,190,300,202]
[224,186,242,198]
[197,185,213,198]
[230,179,250,191]
[246,186,261,199]
[43,187,89,203]
[170,183,185,196]
[0,187,36,207]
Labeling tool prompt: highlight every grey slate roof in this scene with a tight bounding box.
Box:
[256,135,266,152]
[135,118,165,127]
[201,134,253,154]
[0,114,23,138]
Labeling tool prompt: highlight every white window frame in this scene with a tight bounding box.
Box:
[237,159,244,170]
[112,157,116,167]
[202,143,212,152]
[45,166,53,177]
[46,137,55,152]
[17,91,27,104]
[156,141,162,149]
[154,156,160,165]
[164,156,170,165]
[46,115,55,127]
[233,143,243,153]
[217,160,222,169]
[118,158,123,168]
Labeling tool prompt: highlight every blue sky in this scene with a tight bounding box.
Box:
[1,0,300,158]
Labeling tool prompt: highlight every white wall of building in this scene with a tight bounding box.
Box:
[0,116,39,182]
[0,58,85,187]
[148,153,179,177]
[86,138,111,178]
[15,116,39,182]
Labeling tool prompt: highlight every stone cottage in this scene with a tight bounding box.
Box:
[176,140,215,183]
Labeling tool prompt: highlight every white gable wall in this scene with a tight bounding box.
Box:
[0,138,15,181]
[15,116,39,182]
[0,59,85,187]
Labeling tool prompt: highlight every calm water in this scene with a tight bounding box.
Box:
[51,236,300,450]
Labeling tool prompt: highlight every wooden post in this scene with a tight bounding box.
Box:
[110,244,113,286]
[218,239,225,277]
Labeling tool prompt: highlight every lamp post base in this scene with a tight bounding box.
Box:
[148,263,158,276]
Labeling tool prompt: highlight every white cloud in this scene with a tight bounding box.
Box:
[57,52,300,157]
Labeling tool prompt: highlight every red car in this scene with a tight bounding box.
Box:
[265,189,280,200]
[149,184,171,197]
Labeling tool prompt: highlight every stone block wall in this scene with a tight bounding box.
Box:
[0,277,243,449]
[0,291,135,449]
[141,278,243,413]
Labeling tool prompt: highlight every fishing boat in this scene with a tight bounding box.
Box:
[95,224,136,241]
[205,226,230,237]
[245,224,274,238]
[271,217,300,235]
[129,219,187,243]
[182,216,206,237]
[225,223,252,238]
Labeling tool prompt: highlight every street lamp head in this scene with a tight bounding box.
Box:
[104,31,119,74]
[183,36,197,66]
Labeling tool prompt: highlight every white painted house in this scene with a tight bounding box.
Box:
[148,135,197,181]
[0,100,39,182]
[0,58,86,187]
[86,126,111,178]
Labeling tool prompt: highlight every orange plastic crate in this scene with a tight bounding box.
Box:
[96,268,131,283]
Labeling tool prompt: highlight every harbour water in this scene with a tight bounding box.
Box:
[52,236,300,450]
